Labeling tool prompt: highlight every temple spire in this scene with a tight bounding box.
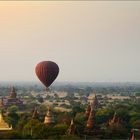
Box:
[85,104,91,117]
[112,112,117,123]
[86,106,94,129]
[109,112,120,126]
[9,86,17,99]
[131,131,135,140]
[67,119,76,135]
[32,107,39,119]
[91,94,99,109]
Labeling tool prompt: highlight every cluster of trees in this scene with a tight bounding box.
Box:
[0,99,139,139]
[1,105,80,139]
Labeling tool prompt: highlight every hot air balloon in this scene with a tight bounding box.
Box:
[35,61,59,90]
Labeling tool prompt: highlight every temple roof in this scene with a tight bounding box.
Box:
[1,87,23,108]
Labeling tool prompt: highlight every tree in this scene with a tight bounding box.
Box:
[74,112,86,133]
[60,135,81,140]
[95,108,113,124]
[6,105,19,129]
[23,119,41,137]
[116,108,130,123]
[37,104,47,115]
[6,112,19,129]
[37,96,44,103]
[16,113,30,131]
[7,105,18,114]
[131,120,140,129]
[32,123,52,139]
[53,124,68,136]
[129,112,140,126]
[0,130,22,139]
[105,124,128,139]
[57,112,71,125]
[71,103,85,117]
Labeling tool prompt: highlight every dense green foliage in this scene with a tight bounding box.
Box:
[0,99,139,139]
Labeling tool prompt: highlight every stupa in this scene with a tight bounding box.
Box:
[0,111,12,131]
[44,107,54,125]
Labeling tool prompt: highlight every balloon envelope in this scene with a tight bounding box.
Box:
[35,61,59,88]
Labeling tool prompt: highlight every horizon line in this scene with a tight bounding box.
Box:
[1,81,140,83]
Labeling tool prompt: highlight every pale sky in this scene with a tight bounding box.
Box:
[0,1,140,82]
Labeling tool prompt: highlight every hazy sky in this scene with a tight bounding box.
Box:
[0,1,140,82]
